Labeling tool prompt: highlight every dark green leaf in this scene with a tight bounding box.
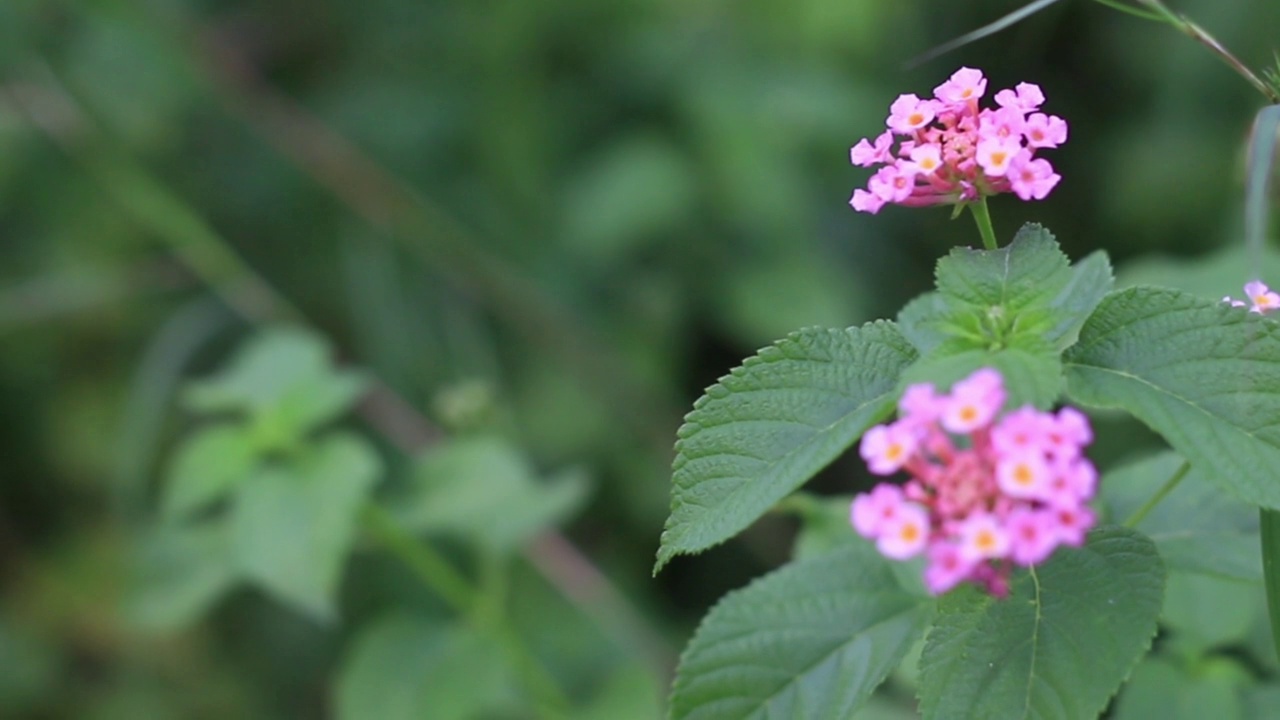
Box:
[1065,286,1280,509]
[656,322,918,571]
[917,525,1164,720]
[670,542,933,720]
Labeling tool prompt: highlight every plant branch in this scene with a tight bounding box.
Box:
[1122,459,1191,528]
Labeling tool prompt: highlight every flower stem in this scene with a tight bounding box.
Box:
[1260,509,1280,663]
[1122,460,1191,528]
[969,197,999,250]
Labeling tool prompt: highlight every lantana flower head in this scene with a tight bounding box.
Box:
[851,368,1097,597]
[848,67,1067,214]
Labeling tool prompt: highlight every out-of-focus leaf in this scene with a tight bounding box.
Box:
[1101,451,1260,580]
[713,253,867,346]
[395,435,589,552]
[128,521,237,631]
[184,328,368,445]
[334,614,513,720]
[161,424,258,521]
[1161,571,1261,650]
[1118,243,1280,301]
[571,663,662,720]
[1244,105,1280,267]
[232,433,380,622]
[1111,656,1247,720]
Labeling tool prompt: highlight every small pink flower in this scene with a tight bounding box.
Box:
[956,512,1010,563]
[991,406,1047,456]
[1246,280,1280,313]
[850,188,886,214]
[1224,296,1248,308]
[940,368,1006,433]
[975,137,1021,178]
[978,107,1026,142]
[851,483,907,537]
[899,383,945,425]
[1007,153,1061,200]
[906,144,944,176]
[1006,508,1058,566]
[1022,113,1068,148]
[996,452,1052,500]
[877,503,931,559]
[1049,505,1094,546]
[924,542,976,594]
[1043,407,1092,458]
[886,94,938,134]
[934,67,987,106]
[993,82,1046,113]
[860,423,918,475]
[850,131,894,167]
[868,164,917,203]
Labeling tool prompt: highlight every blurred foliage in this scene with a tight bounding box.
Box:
[1,0,1278,716]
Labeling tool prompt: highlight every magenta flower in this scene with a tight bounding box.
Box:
[848,67,1068,214]
[851,368,1098,597]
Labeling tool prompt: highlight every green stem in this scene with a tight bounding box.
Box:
[359,505,569,716]
[1122,460,1191,528]
[1261,509,1280,663]
[969,197,999,250]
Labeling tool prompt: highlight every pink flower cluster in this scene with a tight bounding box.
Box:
[850,368,1096,597]
[849,67,1067,214]
[1223,281,1280,314]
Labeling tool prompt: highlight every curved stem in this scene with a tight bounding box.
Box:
[969,197,999,250]
[1122,460,1190,528]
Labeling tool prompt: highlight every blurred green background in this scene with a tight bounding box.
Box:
[2,0,1279,717]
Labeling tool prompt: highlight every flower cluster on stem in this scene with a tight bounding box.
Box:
[851,368,1097,597]
[849,67,1067,215]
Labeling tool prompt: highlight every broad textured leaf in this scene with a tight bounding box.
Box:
[1045,250,1112,349]
[335,615,512,720]
[232,433,380,621]
[161,424,258,521]
[934,224,1073,311]
[128,521,237,631]
[185,327,368,440]
[1101,451,1260,580]
[896,292,949,354]
[917,525,1164,720]
[395,435,588,551]
[1065,287,1280,509]
[656,322,917,571]
[670,542,933,720]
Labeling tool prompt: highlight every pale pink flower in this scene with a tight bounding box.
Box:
[877,503,931,559]
[1007,154,1061,200]
[860,423,918,475]
[1023,113,1068,148]
[956,512,1010,563]
[940,368,1006,433]
[996,452,1052,500]
[934,67,988,106]
[1006,508,1058,565]
[849,188,886,214]
[993,82,1046,113]
[867,164,917,203]
[1050,505,1094,546]
[886,94,938,133]
[850,130,894,167]
[899,383,946,425]
[1246,280,1280,314]
[975,137,1021,177]
[978,107,1026,142]
[906,144,944,176]
[924,542,976,595]
[850,483,907,537]
[991,406,1047,455]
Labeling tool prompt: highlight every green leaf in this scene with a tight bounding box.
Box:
[335,614,513,720]
[1100,451,1260,580]
[160,424,258,521]
[572,663,662,720]
[898,225,1108,409]
[1065,286,1280,509]
[1161,572,1261,650]
[232,433,380,621]
[127,521,237,631]
[656,322,918,572]
[917,525,1164,720]
[669,542,933,720]
[1111,656,1246,720]
[185,327,368,442]
[395,435,589,552]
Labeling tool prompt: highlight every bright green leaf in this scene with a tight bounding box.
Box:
[933,224,1073,312]
[127,521,237,631]
[917,525,1164,720]
[232,433,380,621]
[334,614,513,720]
[1101,451,1260,580]
[1065,286,1280,509]
[161,424,258,521]
[395,435,589,551]
[901,339,1063,409]
[670,542,933,720]
[656,322,918,571]
[185,327,368,442]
